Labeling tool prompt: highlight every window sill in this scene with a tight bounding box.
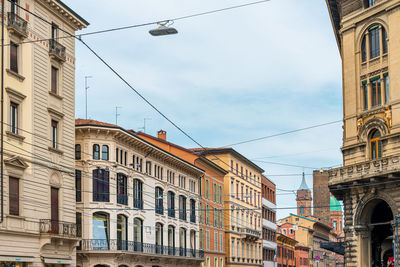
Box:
[48,146,64,155]
[6,130,25,142]
[7,214,25,220]
[49,91,63,100]
[6,69,25,82]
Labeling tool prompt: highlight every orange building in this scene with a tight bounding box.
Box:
[137,130,227,267]
[276,233,297,267]
[295,245,310,267]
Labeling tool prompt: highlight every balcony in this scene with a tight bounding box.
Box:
[242,227,261,241]
[49,39,66,62]
[39,219,77,239]
[328,154,400,191]
[7,12,27,38]
[78,239,204,260]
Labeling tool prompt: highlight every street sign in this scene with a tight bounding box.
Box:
[315,256,320,261]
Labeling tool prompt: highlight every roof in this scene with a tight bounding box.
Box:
[55,0,90,26]
[298,173,310,191]
[325,0,341,51]
[330,195,342,212]
[75,119,204,174]
[190,147,264,173]
[136,131,228,176]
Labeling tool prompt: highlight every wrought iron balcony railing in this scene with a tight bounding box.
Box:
[49,39,66,62]
[40,219,77,238]
[179,210,187,221]
[78,239,204,259]
[117,194,128,205]
[155,205,164,215]
[7,12,27,38]
[242,227,261,240]
[190,213,196,223]
[168,208,175,218]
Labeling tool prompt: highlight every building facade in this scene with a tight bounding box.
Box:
[191,148,263,267]
[136,130,227,267]
[261,176,277,267]
[276,233,296,267]
[296,174,312,218]
[75,120,204,267]
[0,1,87,266]
[325,0,400,266]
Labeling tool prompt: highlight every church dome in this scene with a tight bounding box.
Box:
[330,195,342,212]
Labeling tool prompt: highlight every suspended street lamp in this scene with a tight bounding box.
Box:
[149,21,178,36]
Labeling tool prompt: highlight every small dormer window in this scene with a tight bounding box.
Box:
[365,0,375,8]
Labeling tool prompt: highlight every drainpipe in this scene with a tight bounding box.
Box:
[0,0,5,224]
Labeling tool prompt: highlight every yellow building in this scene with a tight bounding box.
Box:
[326,0,400,265]
[191,148,263,267]
[0,0,88,266]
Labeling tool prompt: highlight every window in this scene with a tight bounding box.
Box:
[333,221,337,231]
[362,81,368,110]
[155,223,163,253]
[220,233,223,252]
[133,179,143,209]
[93,169,109,202]
[9,177,19,216]
[382,27,388,54]
[124,151,127,166]
[361,36,367,62]
[76,212,82,237]
[133,218,143,251]
[369,26,380,59]
[179,228,187,256]
[75,170,81,202]
[102,145,109,160]
[215,232,218,251]
[206,230,210,250]
[117,173,128,205]
[205,179,209,199]
[168,225,175,252]
[93,212,109,249]
[370,130,382,160]
[51,23,58,40]
[384,73,389,104]
[371,78,381,107]
[146,161,152,175]
[51,66,58,94]
[8,101,18,135]
[93,144,100,160]
[190,199,196,223]
[117,215,127,250]
[168,191,175,217]
[155,187,164,215]
[116,148,119,162]
[10,42,18,73]
[75,144,81,160]
[179,195,187,221]
[51,120,58,149]
[364,0,375,8]
[10,0,17,14]
[300,206,304,215]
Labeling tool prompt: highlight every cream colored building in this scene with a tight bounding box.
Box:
[326,0,400,266]
[0,0,87,266]
[75,119,204,267]
[191,148,263,267]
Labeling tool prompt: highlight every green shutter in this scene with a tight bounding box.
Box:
[369,25,379,30]
[383,73,389,77]
[362,80,367,85]
[370,76,380,82]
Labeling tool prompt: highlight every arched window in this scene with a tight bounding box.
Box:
[190,230,196,252]
[93,144,100,160]
[155,223,163,254]
[300,206,305,215]
[179,195,187,221]
[133,179,143,209]
[382,27,388,54]
[117,173,128,205]
[369,25,380,59]
[168,225,175,254]
[167,191,175,217]
[102,145,109,160]
[155,187,164,215]
[133,218,143,251]
[75,144,81,160]
[92,212,109,249]
[190,199,196,223]
[117,214,127,250]
[93,169,109,202]
[370,130,382,160]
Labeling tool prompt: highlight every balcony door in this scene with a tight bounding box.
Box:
[51,187,59,234]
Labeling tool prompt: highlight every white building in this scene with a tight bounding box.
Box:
[0,1,87,266]
[261,176,277,267]
[75,119,204,267]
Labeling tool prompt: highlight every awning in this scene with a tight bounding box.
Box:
[43,258,72,264]
[0,255,35,262]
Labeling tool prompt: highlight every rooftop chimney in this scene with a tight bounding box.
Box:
[158,130,166,140]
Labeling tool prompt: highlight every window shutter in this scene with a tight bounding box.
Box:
[51,67,58,93]
[10,43,18,73]
[383,72,389,77]
[9,177,19,216]
[370,76,380,82]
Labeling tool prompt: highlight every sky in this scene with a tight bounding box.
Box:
[68,0,343,219]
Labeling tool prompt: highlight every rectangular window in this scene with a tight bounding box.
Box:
[76,212,82,237]
[384,74,389,104]
[206,230,210,251]
[220,232,223,252]
[371,78,381,107]
[369,27,380,59]
[9,177,19,216]
[362,82,368,110]
[51,66,58,94]
[215,231,218,251]
[75,170,81,202]
[51,23,58,40]
[10,42,18,73]
[10,102,18,134]
[116,148,119,163]
[51,120,58,149]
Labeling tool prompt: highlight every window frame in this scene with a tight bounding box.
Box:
[51,120,58,149]
[101,145,109,160]
[10,101,18,134]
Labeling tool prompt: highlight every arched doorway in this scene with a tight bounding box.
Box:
[359,198,394,267]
